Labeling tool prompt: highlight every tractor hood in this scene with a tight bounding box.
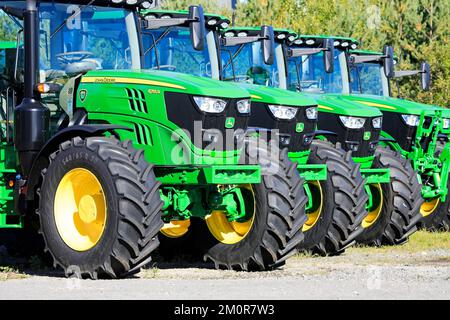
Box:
[240,83,317,107]
[341,94,449,117]
[82,70,250,99]
[306,94,382,117]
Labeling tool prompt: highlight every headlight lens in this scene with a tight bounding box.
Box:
[193,96,227,113]
[268,105,298,120]
[401,114,420,127]
[372,117,383,129]
[305,107,318,120]
[339,116,366,129]
[236,99,251,114]
[443,118,450,129]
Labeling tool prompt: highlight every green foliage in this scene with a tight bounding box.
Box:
[161,0,449,107]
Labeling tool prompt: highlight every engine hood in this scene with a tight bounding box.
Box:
[239,83,317,107]
[305,93,383,118]
[81,70,250,99]
[341,94,448,117]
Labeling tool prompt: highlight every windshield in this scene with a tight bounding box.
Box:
[350,62,389,96]
[37,3,140,81]
[220,41,281,87]
[142,26,214,77]
[287,49,349,94]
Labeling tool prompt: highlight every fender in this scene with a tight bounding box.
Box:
[379,136,396,142]
[314,130,337,137]
[25,124,132,201]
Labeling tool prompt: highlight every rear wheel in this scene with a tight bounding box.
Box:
[37,136,163,278]
[300,140,368,255]
[419,141,450,231]
[356,146,423,245]
[194,148,307,271]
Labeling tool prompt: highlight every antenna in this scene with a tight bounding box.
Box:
[231,0,237,27]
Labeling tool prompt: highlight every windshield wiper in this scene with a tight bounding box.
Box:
[50,0,97,39]
[222,44,245,76]
[143,26,173,57]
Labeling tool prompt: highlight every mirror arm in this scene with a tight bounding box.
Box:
[222,36,263,46]
[393,70,421,78]
[144,17,192,30]
[288,47,325,58]
[351,54,384,64]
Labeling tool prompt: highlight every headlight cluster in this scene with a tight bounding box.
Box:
[193,97,227,113]
[236,99,251,114]
[401,114,420,127]
[111,0,154,8]
[305,107,318,120]
[339,116,366,129]
[268,105,298,120]
[372,117,383,129]
[193,97,251,114]
[443,118,450,129]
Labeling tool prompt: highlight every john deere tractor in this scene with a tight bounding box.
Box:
[0,0,307,277]
[348,48,450,231]
[139,10,369,256]
[279,34,427,246]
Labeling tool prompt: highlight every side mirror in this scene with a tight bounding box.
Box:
[261,25,275,65]
[323,38,334,73]
[421,62,430,91]
[383,45,395,78]
[188,6,206,51]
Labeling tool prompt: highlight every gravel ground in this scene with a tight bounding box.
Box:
[0,232,449,300]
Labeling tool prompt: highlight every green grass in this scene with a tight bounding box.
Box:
[0,266,28,281]
[350,231,450,254]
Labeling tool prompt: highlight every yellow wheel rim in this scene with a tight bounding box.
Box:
[54,168,107,252]
[205,185,255,245]
[303,181,324,232]
[420,198,440,217]
[160,220,191,238]
[362,183,383,229]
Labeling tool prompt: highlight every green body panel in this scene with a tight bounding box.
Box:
[77,70,250,166]
[0,144,21,228]
[0,41,16,49]
[315,94,382,117]
[241,83,316,107]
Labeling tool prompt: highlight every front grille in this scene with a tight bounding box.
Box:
[248,102,317,152]
[165,92,249,151]
[317,113,380,157]
[381,111,417,152]
[420,117,434,151]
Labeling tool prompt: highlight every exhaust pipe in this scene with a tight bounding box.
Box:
[14,0,50,175]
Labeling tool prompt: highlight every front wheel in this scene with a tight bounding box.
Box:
[37,136,163,279]
[356,146,423,245]
[194,148,307,271]
[299,140,368,256]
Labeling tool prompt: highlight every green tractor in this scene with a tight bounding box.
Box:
[283,34,425,245]
[0,0,308,277]
[139,10,370,256]
[348,48,450,231]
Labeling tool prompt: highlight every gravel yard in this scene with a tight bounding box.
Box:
[0,231,449,300]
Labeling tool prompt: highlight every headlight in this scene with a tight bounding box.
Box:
[236,99,251,114]
[443,118,450,129]
[306,107,318,120]
[339,116,366,129]
[401,114,420,127]
[268,105,298,120]
[193,96,227,113]
[372,117,382,129]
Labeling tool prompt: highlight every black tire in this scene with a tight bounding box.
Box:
[37,136,163,279]
[193,147,307,271]
[299,140,368,256]
[419,140,450,231]
[356,146,423,245]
